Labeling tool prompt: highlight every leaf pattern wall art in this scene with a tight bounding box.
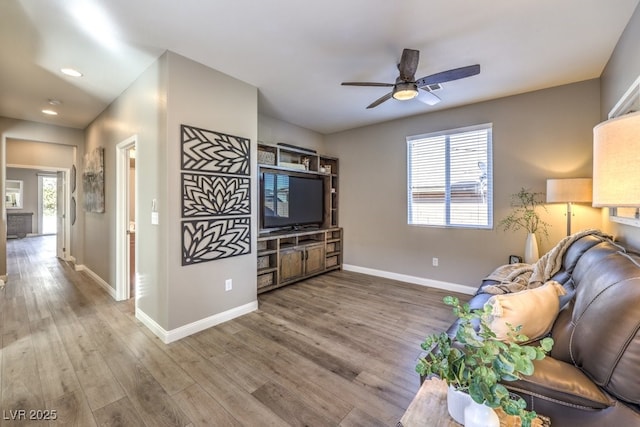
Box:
[180,124,251,266]
[181,125,249,175]
[182,218,251,265]
[182,173,250,217]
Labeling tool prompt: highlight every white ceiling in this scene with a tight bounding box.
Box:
[1,0,638,135]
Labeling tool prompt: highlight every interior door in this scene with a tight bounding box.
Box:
[56,171,66,259]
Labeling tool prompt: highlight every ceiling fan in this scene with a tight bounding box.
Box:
[341,48,480,109]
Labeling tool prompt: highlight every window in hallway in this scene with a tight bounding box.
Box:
[39,175,57,235]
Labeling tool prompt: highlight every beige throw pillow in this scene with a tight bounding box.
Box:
[485,281,566,342]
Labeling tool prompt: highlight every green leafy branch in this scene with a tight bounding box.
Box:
[416,296,553,427]
[498,188,550,238]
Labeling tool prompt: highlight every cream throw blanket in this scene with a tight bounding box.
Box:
[483,229,614,295]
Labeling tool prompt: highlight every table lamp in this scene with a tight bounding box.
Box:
[593,111,640,213]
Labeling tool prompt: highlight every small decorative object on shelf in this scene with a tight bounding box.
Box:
[257,149,276,165]
[509,255,523,264]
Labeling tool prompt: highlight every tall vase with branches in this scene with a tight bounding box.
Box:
[498,188,550,263]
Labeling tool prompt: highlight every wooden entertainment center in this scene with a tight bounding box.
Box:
[257,143,342,293]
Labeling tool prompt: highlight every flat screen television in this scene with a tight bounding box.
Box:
[261,172,324,229]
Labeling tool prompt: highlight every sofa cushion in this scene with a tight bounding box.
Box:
[552,249,640,405]
[485,281,566,342]
[506,357,614,409]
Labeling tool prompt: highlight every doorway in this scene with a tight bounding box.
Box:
[38,174,58,235]
[115,136,137,301]
[9,165,71,260]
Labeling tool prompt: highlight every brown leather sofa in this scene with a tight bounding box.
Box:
[446,234,640,426]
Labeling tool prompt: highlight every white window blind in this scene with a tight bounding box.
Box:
[407,124,493,228]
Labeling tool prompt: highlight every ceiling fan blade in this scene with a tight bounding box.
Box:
[415,64,481,87]
[398,48,419,81]
[341,82,394,87]
[417,88,441,106]
[366,92,393,109]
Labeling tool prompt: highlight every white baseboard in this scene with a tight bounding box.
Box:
[343,264,476,295]
[136,300,258,344]
[74,264,117,299]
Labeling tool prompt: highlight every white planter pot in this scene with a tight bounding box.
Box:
[464,399,499,427]
[524,232,539,263]
[447,385,472,424]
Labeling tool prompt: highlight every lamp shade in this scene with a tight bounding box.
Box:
[546,178,593,203]
[593,111,640,207]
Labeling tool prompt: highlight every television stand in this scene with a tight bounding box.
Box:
[257,227,343,293]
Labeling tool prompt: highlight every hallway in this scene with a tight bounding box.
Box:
[0,235,168,426]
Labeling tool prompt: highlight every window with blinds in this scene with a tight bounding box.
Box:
[407,124,493,228]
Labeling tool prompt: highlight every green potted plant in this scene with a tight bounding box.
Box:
[498,188,550,263]
[416,296,553,427]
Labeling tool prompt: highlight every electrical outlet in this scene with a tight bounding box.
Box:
[432,257,439,267]
[225,279,232,291]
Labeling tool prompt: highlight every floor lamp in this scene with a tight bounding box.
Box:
[546,178,593,236]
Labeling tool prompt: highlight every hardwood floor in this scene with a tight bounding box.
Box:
[0,236,465,426]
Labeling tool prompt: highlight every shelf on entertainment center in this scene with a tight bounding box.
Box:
[259,164,334,176]
[256,227,343,294]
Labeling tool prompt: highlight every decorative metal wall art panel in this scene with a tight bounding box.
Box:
[182,217,251,265]
[182,173,250,217]
[181,125,250,175]
[180,124,252,266]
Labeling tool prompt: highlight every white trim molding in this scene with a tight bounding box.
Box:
[115,136,137,302]
[74,264,117,299]
[343,264,477,295]
[136,301,258,344]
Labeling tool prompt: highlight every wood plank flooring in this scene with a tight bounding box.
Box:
[0,235,466,426]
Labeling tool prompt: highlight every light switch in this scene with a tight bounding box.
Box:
[151,212,159,225]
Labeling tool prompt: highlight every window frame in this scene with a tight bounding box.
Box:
[407,123,493,229]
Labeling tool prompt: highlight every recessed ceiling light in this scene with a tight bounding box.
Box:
[42,109,58,116]
[48,98,62,106]
[61,68,83,77]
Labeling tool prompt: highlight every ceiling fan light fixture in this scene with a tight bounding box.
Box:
[61,67,83,77]
[392,82,419,101]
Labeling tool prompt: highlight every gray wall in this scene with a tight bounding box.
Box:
[84,53,168,326]
[6,167,41,233]
[84,51,258,332]
[324,80,602,286]
[259,114,325,152]
[600,2,640,249]
[165,51,258,330]
[6,142,75,234]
